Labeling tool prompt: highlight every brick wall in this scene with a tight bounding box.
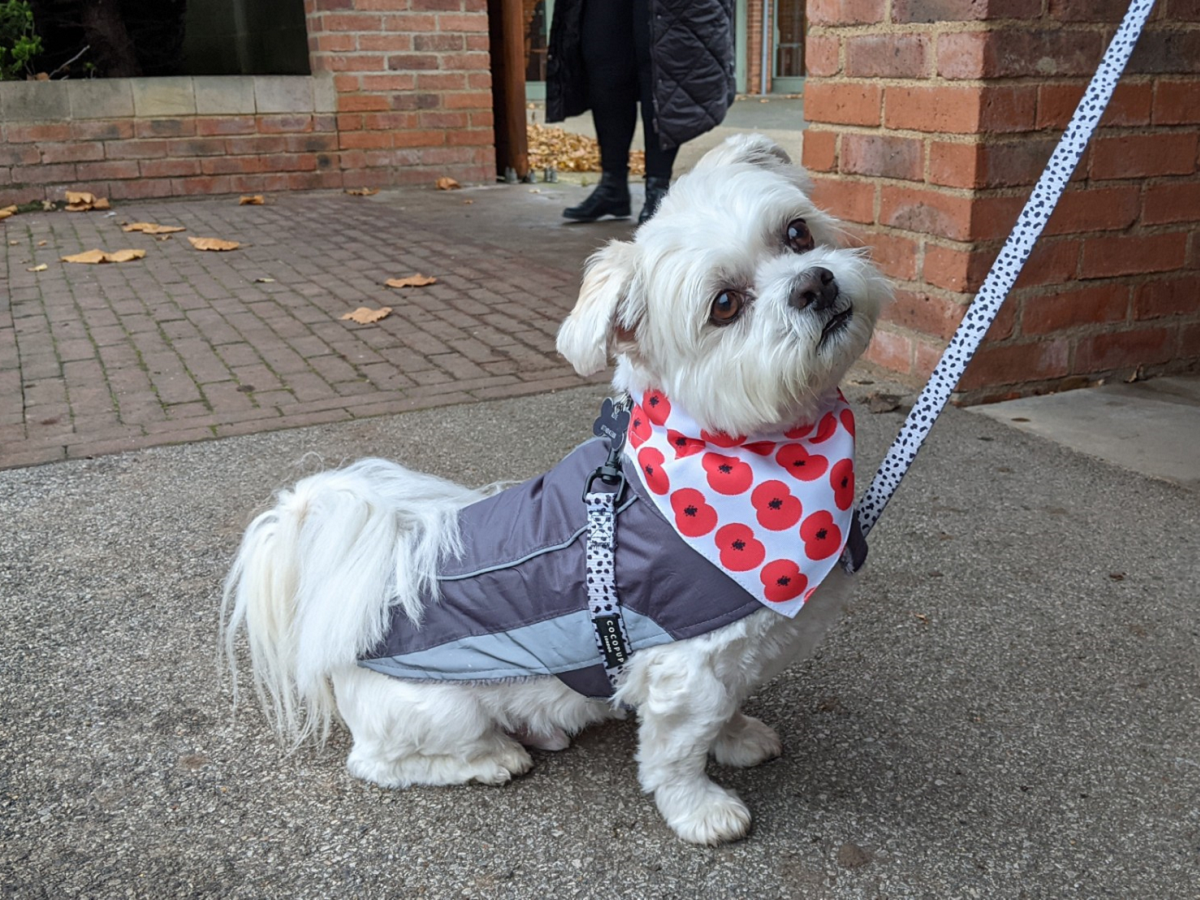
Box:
[802,0,1200,401]
[0,0,496,206]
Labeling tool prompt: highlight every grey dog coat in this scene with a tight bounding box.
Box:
[358,438,765,698]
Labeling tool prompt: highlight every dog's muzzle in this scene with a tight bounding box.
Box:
[788,266,839,313]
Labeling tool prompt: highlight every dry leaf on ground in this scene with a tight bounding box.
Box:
[0,205,17,220]
[123,222,186,235]
[189,236,240,252]
[27,264,48,272]
[385,274,437,288]
[254,277,276,283]
[527,123,645,176]
[61,248,146,264]
[345,188,379,197]
[65,191,110,212]
[435,177,461,191]
[239,195,265,206]
[341,306,393,324]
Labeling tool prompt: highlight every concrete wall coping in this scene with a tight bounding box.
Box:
[0,73,336,122]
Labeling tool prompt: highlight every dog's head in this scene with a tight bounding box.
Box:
[557,134,891,436]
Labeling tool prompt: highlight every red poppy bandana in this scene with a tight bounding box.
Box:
[624,389,856,617]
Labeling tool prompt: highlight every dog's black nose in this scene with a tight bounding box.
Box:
[789,267,839,312]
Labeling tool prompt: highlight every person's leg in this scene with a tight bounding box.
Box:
[564,0,636,221]
[632,0,676,222]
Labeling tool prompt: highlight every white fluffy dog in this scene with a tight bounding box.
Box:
[222,134,891,845]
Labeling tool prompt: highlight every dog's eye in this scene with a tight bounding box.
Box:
[710,291,745,326]
[786,219,815,253]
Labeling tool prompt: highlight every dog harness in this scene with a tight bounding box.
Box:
[359,394,858,699]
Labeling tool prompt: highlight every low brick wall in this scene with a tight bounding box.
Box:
[0,76,345,205]
[802,0,1200,400]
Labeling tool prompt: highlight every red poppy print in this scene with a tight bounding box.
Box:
[775,443,828,482]
[760,560,808,603]
[628,405,651,448]
[667,429,705,458]
[670,488,717,537]
[701,428,745,448]
[743,440,776,456]
[715,524,765,572]
[830,458,854,511]
[638,447,670,495]
[784,421,813,440]
[750,480,803,531]
[800,510,842,560]
[839,407,855,439]
[702,452,753,495]
[810,412,838,444]
[643,390,671,426]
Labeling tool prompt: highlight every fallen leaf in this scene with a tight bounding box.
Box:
[64,191,110,212]
[123,222,186,234]
[0,205,17,220]
[435,177,461,191]
[462,199,474,205]
[528,188,541,194]
[7,240,17,245]
[27,264,48,272]
[345,187,379,197]
[61,248,145,264]
[254,277,276,283]
[188,236,240,252]
[527,123,645,176]
[155,234,173,242]
[239,195,265,206]
[41,200,56,211]
[35,72,49,81]
[341,306,393,324]
[94,198,111,210]
[385,274,437,288]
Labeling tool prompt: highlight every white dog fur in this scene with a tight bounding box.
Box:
[222,134,891,845]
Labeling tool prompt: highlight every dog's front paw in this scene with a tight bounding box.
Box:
[471,741,534,785]
[712,713,782,768]
[657,781,752,845]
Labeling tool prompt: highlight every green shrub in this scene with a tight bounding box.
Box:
[0,0,42,81]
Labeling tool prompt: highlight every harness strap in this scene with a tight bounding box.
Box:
[585,489,632,688]
[853,0,1157,545]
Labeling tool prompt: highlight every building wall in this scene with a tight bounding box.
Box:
[801,0,1200,400]
[0,0,496,206]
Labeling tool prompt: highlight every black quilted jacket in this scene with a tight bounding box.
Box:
[546,0,736,152]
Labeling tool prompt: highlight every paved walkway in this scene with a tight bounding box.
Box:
[1,185,633,469]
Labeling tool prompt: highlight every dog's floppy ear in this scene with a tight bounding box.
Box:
[556,239,642,376]
[694,133,794,171]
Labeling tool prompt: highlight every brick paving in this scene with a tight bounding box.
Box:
[0,190,606,469]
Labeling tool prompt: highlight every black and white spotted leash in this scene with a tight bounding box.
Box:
[847,0,1157,565]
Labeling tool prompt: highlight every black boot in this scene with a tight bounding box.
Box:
[639,176,670,224]
[563,172,631,222]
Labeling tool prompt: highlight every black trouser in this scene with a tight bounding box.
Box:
[580,0,677,179]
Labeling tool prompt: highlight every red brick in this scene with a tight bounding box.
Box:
[338,93,392,112]
[386,53,440,71]
[1090,133,1198,180]
[805,35,840,77]
[357,33,415,53]
[1127,30,1200,76]
[1037,82,1154,129]
[1153,80,1200,125]
[1080,232,1190,278]
[394,129,448,148]
[1043,185,1142,236]
[104,139,169,160]
[883,289,968,339]
[71,120,135,141]
[0,144,39,166]
[939,28,1103,79]
[979,86,1038,133]
[172,175,234,195]
[442,91,492,110]
[10,163,76,184]
[340,130,394,150]
[809,0,886,25]
[885,85,983,134]
[316,33,356,53]
[1166,0,1200,20]
[448,129,493,147]
[966,195,1024,241]
[1133,275,1200,319]
[166,138,228,157]
[258,116,315,134]
[436,14,490,32]
[381,12,439,32]
[865,327,914,374]
[1142,181,1200,225]
[1048,0,1130,21]
[359,74,417,92]
[136,118,195,139]
[196,117,258,137]
[810,176,876,224]
[107,178,174,200]
[201,156,269,176]
[76,160,141,181]
[363,112,418,130]
[324,55,387,73]
[1012,239,1081,288]
[226,136,286,155]
[1021,282,1129,334]
[1074,327,1176,373]
[321,13,382,31]
[440,53,491,71]
[414,33,466,52]
[286,170,344,190]
[928,141,982,189]
[287,133,340,153]
[805,82,882,127]
[957,338,1070,391]
[845,33,930,78]
[862,230,921,281]
[36,142,104,164]
[139,158,202,178]
[923,243,995,292]
[5,124,73,143]
[417,73,468,91]
[801,130,838,172]
[841,134,922,181]
[419,111,470,129]
[879,185,973,241]
[892,0,1041,22]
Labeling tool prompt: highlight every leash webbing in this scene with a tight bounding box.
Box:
[853,0,1157,542]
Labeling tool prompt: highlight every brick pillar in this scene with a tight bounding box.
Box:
[305,0,497,187]
[802,0,1200,401]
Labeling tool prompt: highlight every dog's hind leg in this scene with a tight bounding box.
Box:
[710,711,783,768]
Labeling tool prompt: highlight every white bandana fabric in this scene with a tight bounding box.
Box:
[623,389,856,618]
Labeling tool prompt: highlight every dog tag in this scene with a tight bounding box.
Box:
[592,397,631,453]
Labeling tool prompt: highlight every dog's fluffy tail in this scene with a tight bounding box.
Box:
[220,459,482,747]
